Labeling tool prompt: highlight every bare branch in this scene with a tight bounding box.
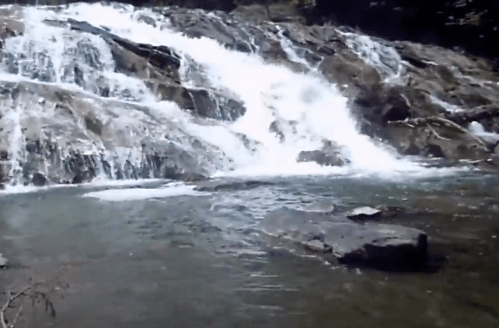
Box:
[10,287,31,303]
[10,305,23,328]
[1,291,11,313]
[427,124,451,141]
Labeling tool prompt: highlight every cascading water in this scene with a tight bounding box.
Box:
[338,29,402,82]
[0,2,432,188]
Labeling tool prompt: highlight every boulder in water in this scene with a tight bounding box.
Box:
[347,206,382,222]
[297,140,347,167]
[297,150,344,167]
[31,172,48,187]
[261,207,428,269]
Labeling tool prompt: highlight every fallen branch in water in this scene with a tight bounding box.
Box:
[0,282,57,328]
[1,286,31,328]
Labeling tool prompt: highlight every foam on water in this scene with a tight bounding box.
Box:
[469,121,499,142]
[81,182,203,201]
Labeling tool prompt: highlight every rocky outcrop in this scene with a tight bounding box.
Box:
[0,81,229,185]
[311,0,499,60]
[261,207,428,270]
[44,18,247,121]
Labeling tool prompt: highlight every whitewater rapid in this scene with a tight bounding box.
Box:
[0,2,462,186]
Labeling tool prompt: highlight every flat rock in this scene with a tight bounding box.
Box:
[261,207,428,270]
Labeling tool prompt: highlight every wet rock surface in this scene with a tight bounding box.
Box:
[0,2,499,187]
[261,207,428,270]
[297,140,347,167]
[155,5,499,167]
[0,81,229,185]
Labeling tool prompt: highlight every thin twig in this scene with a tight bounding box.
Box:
[0,290,9,328]
[1,286,32,328]
[1,311,7,328]
[427,124,451,141]
[10,305,23,328]
[1,291,11,313]
[10,287,31,303]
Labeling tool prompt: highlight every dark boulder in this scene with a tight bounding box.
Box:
[296,140,347,166]
[260,207,428,269]
[31,172,48,187]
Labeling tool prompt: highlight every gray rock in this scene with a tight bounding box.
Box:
[297,150,344,167]
[137,14,157,27]
[0,5,24,41]
[261,207,428,269]
[0,80,229,186]
[32,172,48,187]
[304,239,329,252]
[156,85,246,121]
[347,206,381,221]
[0,253,7,267]
[297,140,347,166]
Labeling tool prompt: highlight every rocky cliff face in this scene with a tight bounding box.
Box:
[0,2,499,187]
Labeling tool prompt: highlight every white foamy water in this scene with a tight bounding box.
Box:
[81,183,202,201]
[430,95,464,113]
[469,121,499,142]
[0,2,458,187]
[338,30,402,82]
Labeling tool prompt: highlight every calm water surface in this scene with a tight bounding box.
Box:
[1,172,499,327]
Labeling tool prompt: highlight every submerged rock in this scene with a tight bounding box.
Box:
[194,180,274,192]
[261,207,428,269]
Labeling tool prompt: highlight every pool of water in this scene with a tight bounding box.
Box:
[1,172,499,327]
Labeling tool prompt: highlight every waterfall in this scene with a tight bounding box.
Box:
[0,2,431,187]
